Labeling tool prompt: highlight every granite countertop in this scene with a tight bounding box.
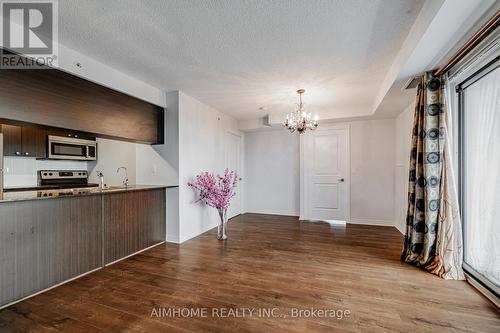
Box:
[0,185,168,203]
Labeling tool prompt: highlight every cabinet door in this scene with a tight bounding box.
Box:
[32,196,103,287]
[22,127,47,158]
[0,124,22,156]
[0,196,103,308]
[104,189,165,265]
[14,201,39,298]
[0,204,16,306]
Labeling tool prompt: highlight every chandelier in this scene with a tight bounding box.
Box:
[283,89,318,133]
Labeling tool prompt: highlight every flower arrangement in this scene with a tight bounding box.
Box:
[188,169,238,240]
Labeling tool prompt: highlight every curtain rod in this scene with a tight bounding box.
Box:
[434,10,500,76]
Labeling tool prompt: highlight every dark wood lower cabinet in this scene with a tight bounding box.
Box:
[0,195,102,307]
[0,204,15,305]
[104,188,166,265]
[0,188,166,308]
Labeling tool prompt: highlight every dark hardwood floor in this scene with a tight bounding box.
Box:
[0,213,498,332]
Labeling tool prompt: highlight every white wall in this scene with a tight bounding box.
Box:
[135,91,243,243]
[245,129,300,216]
[136,91,179,187]
[350,118,395,226]
[394,104,414,233]
[135,91,180,243]
[87,138,137,186]
[178,92,242,243]
[3,157,87,188]
[243,118,396,226]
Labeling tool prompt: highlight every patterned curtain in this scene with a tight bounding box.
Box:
[401,72,465,280]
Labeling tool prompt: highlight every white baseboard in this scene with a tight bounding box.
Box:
[348,218,394,227]
[395,223,406,235]
[166,235,180,244]
[245,210,299,217]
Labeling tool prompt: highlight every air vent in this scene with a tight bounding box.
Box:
[403,76,421,90]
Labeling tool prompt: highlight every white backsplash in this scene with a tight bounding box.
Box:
[2,137,139,188]
[3,157,88,188]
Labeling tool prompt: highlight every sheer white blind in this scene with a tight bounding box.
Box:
[463,66,500,287]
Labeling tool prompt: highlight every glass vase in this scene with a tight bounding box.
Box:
[217,208,228,240]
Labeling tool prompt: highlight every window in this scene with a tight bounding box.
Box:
[457,57,500,297]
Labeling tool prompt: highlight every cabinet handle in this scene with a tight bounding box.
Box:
[25,152,29,156]
[15,151,20,155]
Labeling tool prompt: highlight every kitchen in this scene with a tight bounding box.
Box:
[0,51,170,309]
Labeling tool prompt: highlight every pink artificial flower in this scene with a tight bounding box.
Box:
[188,169,238,210]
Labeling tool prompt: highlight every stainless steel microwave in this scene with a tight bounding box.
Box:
[47,135,97,161]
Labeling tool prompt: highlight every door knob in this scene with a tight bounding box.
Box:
[338,178,345,182]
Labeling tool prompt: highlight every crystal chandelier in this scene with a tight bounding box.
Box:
[284,89,318,133]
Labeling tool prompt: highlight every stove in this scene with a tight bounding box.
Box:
[36,170,98,197]
[1,170,99,199]
[38,170,95,187]
[37,187,96,198]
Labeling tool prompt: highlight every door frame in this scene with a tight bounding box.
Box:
[225,128,244,218]
[299,123,351,222]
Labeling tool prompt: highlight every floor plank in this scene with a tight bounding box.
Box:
[0,213,498,332]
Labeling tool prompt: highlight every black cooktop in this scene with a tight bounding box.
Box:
[4,183,99,192]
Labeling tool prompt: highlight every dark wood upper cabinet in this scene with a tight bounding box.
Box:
[21,127,47,158]
[0,124,22,156]
[0,124,47,158]
[0,66,164,144]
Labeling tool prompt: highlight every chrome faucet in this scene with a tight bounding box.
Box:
[117,166,129,188]
[96,170,105,189]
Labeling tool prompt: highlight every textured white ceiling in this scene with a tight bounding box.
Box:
[59,0,423,120]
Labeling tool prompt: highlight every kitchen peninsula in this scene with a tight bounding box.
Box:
[0,184,166,308]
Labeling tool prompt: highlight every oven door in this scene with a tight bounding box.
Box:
[48,136,97,160]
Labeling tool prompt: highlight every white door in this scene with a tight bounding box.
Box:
[301,125,349,221]
[226,131,242,219]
